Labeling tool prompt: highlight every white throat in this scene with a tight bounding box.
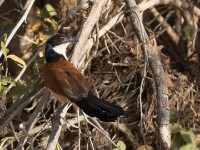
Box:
[52,43,70,60]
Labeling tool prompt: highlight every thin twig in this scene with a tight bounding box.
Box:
[0,82,44,132]
[16,89,50,149]
[0,0,35,58]
[137,0,200,17]
[55,0,89,33]
[82,113,95,150]
[77,109,81,150]
[46,104,72,150]
[138,60,148,149]
[5,46,43,94]
[88,118,120,149]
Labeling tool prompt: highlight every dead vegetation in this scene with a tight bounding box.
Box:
[0,0,200,150]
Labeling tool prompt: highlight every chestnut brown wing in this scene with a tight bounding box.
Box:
[43,60,90,101]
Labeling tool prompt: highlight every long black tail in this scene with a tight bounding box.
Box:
[74,93,124,122]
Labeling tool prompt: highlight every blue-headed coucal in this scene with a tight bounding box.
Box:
[43,34,124,122]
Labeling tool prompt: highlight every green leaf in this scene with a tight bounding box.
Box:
[0,34,9,57]
[169,111,177,123]
[0,83,4,93]
[0,33,7,41]
[179,143,199,150]
[179,129,195,144]
[42,4,57,17]
[171,133,186,150]
[9,80,34,103]
[1,76,16,86]
[0,20,13,28]
[113,140,126,150]
[170,123,182,134]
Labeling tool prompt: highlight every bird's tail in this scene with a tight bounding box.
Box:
[74,93,124,122]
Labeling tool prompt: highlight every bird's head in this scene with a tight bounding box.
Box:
[45,34,78,63]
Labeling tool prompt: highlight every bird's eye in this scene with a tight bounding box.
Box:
[58,37,65,42]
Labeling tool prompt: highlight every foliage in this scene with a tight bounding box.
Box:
[0,34,9,57]
[170,113,199,150]
[113,140,126,150]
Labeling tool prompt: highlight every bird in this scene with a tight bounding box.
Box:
[43,34,124,122]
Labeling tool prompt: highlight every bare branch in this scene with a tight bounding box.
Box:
[138,0,200,17]
[0,82,44,132]
[71,0,108,67]
[0,0,36,57]
[16,89,50,150]
[46,104,72,150]
[125,0,170,149]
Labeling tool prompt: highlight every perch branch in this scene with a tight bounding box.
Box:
[71,0,108,67]
[46,104,72,150]
[77,11,125,68]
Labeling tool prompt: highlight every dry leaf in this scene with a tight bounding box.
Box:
[27,21,42,34]
[44,18,57,30]
[7,54,26,67]
[34,32,46,45]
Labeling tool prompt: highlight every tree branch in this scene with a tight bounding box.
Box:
[71,0,108,67]
[0,0,35,58]
[125,0,170,149]
[46,104,72,150]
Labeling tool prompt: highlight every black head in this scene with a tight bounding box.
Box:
[45,34,78,63]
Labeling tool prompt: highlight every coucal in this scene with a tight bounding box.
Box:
[43,34,124,122]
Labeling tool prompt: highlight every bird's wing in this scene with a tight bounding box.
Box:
[44,60,90,101]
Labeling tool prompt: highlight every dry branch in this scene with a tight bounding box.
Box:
[16,89,50,149]
[78,11,125,68]
[0,82,44,132]
[149,7,179,45]
[71,0,108,67]
[46,104,72,150]
[138,0,200,17]
[0,0,36,58]
[126,0,170,149]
